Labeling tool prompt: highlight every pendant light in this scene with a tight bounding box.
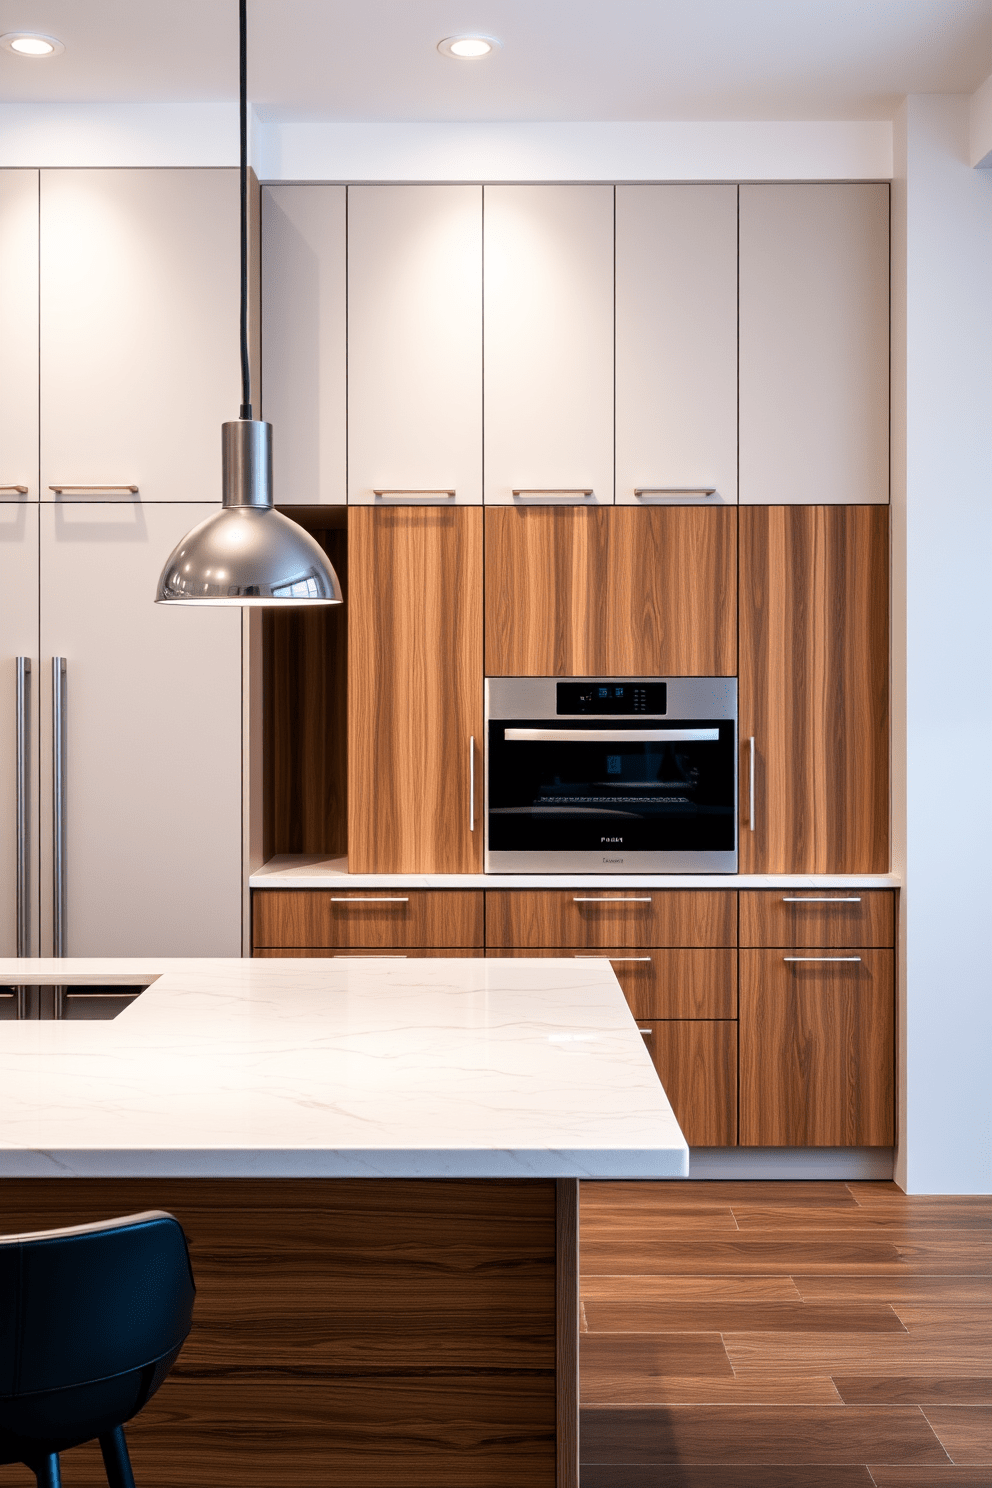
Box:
[156,0,342,606]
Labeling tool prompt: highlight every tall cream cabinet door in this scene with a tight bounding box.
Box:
[0,504,40,958]
[615,185,738,506]
[739,184,889,505]
[483,185,614,505]
[0,170,39,500]
[348,186,482,505]
[261,186,346,505]
[40,170,241,503]
[38,504,242,956]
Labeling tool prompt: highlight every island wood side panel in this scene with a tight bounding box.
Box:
[0,1178,565,1488]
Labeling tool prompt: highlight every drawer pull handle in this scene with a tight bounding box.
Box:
[329,896,410,904]
[783,956,862,963]
[333,953,408,958]
[574,955,652,962]
[49,484,139,496]
[573,896,652,903]
[512,488,594,500]
[638,1028,653,1036]
[373,489,455,501]
[781,896,862,903]
[1,484,29,495]
[633,488,716,501]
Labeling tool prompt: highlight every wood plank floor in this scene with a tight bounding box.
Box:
[579,1180,992,1486]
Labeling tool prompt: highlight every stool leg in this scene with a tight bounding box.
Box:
[99,1426,136,1488]
[30,1455,61,1488]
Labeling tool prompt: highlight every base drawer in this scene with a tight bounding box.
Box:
[739,889,894,948]
[485,890,737,949]
[486,948,736,1019]
[252,890,485,949]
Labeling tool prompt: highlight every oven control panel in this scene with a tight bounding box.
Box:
[556,681,667,715]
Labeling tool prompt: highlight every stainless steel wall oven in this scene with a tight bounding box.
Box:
[485,677,737,873]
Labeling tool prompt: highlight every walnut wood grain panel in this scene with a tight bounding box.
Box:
[484,506,736,676]
[739,890,895,948]
[739,505,889,873]
[485,890,737,949]
[638,1020,738,1147]
[488,948,737,1019]
[556,1179,579,1488]
[0,1179,557,1488]
[348,506,483,872]
[254,947,481,959]
[252,889,484,948]
[739,949,895,1146]
[263,518,347,857]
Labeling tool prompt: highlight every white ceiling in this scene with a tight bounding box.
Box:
[1,0,990,122]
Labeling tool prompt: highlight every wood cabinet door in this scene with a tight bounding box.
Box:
[40,170,241,502]
[483,185,614,505]
[615,184,738,506]
[38,504,243,956]
[348,186,482,505]
[348,507,483,872]
[485,506,736,675]
[739,505,889,873]
[739,184,889,505]
[0,170,39,499]
[261,185,346,505]
[639,1021,738,1147]
[739,949,895,1147]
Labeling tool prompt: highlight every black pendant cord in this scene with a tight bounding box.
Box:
[238,0,252,420]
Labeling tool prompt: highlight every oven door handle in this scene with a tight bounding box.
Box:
[502,728,720,743]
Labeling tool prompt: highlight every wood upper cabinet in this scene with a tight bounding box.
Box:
[739,184,889,505]
[261,185,346,505]
[739,949,895,1146]
[615,185,738,506]
[0,170,39,500]
[347,186,482,505]
[485,506,736,675]
[483,185,614,505]
[739,505,889,873]
[40,170,241,502]
[348,507,483,872]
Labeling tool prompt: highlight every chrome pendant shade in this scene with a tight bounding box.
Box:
[156,0,343,609]
[156,422,342,605]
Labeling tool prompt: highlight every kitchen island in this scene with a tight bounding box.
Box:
[0,956,686,1488]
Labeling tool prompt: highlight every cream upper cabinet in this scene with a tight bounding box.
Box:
[38,503,242,956]
[483,185,614,505]
[0,170,39,501]
[615,185,738,507]
[348,185,482,506]
[261,185,346,506]
[0,505,40,957]
[739,184,890,505]
[40,169,240,503]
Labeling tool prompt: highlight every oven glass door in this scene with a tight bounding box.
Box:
[487,718,736,854]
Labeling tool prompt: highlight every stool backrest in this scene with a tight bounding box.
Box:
[0,1211,195,1399]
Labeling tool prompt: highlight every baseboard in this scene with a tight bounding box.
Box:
[686,1147,895,1180]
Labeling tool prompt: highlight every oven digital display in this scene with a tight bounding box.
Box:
[556,682,667,715]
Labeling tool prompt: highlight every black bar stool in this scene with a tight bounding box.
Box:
[0,1210,195,1487]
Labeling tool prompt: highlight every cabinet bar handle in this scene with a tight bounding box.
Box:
[15,659,30,959]
[52,658,67,1017]
[638,1028,653,1036]
[506,727,718,742]
[49,485,138,497]
[574,955,652,962]
[573,895,652,903]
[781,896,862,903]
[1,485,29,495]
[329,896,410,903]
[748,736,755,832]
[783,956,862,963]
[512,489,593,499]
[372,490,455,500]
[633,488,716,500]
[469,736,475,833]
[332,953,409,958]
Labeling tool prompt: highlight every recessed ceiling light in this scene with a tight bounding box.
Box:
[437,35,501,60]
[1,32,65,57]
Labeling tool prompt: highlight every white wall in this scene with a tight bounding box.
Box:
[892,96,992,1194]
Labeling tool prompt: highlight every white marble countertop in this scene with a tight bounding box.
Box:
[0,957,688,1181]
[249,854,900,890]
